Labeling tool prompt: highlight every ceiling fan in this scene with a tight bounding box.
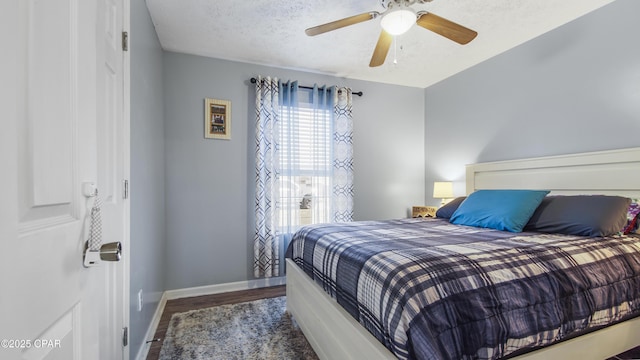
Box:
[305,0,478,67]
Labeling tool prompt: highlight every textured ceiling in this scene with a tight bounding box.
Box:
[145,0,615,88]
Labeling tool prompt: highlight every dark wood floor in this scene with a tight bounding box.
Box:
[608,344,640,360]
[145,284,640,360]
[145,285,286,360]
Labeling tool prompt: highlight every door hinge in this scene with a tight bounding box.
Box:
[122,327,128,347]
[122,31,128,51]
[123,179,129,199]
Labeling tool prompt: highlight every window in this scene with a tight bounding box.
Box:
[278,102,333,231]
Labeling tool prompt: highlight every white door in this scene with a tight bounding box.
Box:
[0,0,129,359]
[96,0,130,357]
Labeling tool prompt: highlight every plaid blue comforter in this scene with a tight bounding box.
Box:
[288,218,640,360]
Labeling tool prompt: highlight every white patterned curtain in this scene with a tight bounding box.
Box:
[254,76,284,278]
[331,87,354,222]
[254,76,353,278]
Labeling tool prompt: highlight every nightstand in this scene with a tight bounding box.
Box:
[412,206,437,218]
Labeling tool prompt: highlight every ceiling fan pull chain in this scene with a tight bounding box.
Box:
[393,36,398,65]
[394,38,397,64]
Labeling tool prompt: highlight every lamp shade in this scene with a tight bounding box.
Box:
[380,7,416,35]
[433,181,454,199]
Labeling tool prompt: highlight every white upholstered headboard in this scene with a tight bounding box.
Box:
[466,147,640,199]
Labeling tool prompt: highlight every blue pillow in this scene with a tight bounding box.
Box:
[450,190,550,232]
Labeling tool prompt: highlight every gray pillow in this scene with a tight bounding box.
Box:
[524,195,631,237]
[436,197,466,219]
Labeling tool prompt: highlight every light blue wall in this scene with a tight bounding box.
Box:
[162,52,425,290]
[424,0,640,204]
[130,0,166,357]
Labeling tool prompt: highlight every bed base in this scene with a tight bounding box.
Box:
[286,258,395,360]
[287,259,640,360]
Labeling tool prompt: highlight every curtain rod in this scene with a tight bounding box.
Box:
[250,77,363,97]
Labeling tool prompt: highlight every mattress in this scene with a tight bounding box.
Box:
[288,217,640,360]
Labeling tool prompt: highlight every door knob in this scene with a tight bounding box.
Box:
[100,242,122,262]
[83,241,122,267]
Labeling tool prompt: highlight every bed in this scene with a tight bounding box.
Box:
[285,147,640,360]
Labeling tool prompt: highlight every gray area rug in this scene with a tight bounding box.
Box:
[158,296,319,360]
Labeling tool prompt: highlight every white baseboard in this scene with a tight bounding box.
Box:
[134,291,167,360]
[134,276,286,360]
[165,276,286,300]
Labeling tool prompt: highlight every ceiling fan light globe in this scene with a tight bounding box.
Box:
[381,8,416,35]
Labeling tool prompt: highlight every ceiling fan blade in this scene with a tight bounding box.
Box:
[416,12,477,45]
[369,30,393,67]
[305,12,379,36]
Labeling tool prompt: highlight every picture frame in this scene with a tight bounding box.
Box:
[204,98,231,140]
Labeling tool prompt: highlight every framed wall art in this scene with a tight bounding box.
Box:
[204,98,231,140]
